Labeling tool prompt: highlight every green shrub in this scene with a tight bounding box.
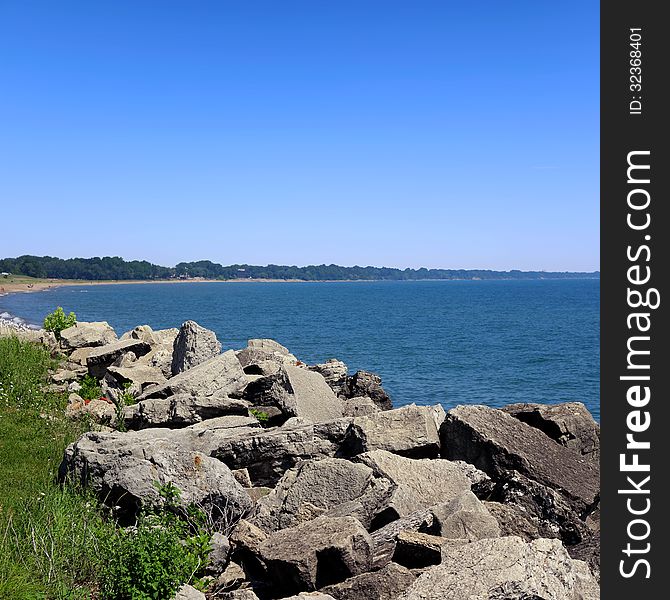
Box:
[250,408,270,424]
[78,374,102,401]
[43,306,77,339]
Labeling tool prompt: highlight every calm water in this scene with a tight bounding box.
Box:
[1,280,600,418]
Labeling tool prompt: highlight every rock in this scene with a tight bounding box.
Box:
[236,339,299,373]
[392,531,464,568]
[69,347,96,366]
[216,560,246,590]
[399,536,599,600]
[171,320,222,375]
[206,532,231,575]
[218,591,260,600]
[243,366,343,425]
[260,516,373,595]
[112,351,136,368]
[50,369,78,383]
[212,418,353,486]
[60,321,117,350]
[484,501,540,541]
[281,594,336,600]
[441,405,600,513]
[229,519,269,581]
[308,359,348,395]
[369,509,434,570]
[341,397,380,417]
[356,450,472,523]
[175,584,206,600]
[429,490,500,541]
[107,364,167,394]
[60,431,253,526]
[120,325,158,345]
[86,339,152,378]
[503,401,600,461]
[252,458,395,532]
[341,371,392,411]
[65,395,116,423]
[123,395,251,429]
[320,562,416,600]
[68,381,82,392]
[342,404,444,459]
[139,351,248,400]
[232,468,253,488]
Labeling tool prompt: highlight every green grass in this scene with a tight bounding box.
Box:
[0,336,112,599]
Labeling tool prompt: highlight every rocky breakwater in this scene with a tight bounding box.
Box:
[53,319,600,599]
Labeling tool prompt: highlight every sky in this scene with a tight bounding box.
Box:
[0,1,599,271]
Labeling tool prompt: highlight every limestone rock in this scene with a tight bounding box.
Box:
[139,351,248,400]
[341,371,392,411]
[107,364,167,394]
[369,509,434,570]
[260,516,373,595]
[86,339,151,378]
[206,532,231,575]
[175,584,206,600]
[120,325,157,345]
[342,404,444,458]
[60,321,117,350]
[308,359,348,395]
[341,396,381,417]
[429,490,500,541]
[171,320,222,375]
[503,401,600,461]
[320,562,416,600]
[392,531,464,568]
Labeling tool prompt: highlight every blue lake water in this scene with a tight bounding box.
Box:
[1,280,600,418]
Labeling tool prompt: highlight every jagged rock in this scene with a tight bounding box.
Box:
[68,347,95,366]
[50,369,78,383]
[356,450,471,522]
[132,327,179,377]
[207,532,231,575]
[229,519,269,581]
[112,351,137,368]
[342,404,444,458]
[399,536,599,600]
[139,351,248,400]
[392,531,465,568]
[218,591,260,600]
[341,371,392,411]
[212,418,353,486]
[320,562,416,600]
[308,359,348,395]
[282,594,336,600]
[123,395,251,429]
[60,431,253,525]
[175,584,206,600]
[428,490,500,541]
[369,509,434,570]
[441,405,600,513]
[233,468,253,488]
[243,365,343,425]
[341,397,380,417]
[216,561,246,590]
[107,364,166,394]
[503,401,600,461]
[171,320,222,375]
[60,321,117,350]
[86,339,152,378]
[484,501,541,542]
[260,516,374,595]
[252,458,395,532]
[65,395,116,423]
[236,339,299,373]
[120,325,157,345]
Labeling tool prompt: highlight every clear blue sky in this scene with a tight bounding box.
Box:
[0,1,599,271]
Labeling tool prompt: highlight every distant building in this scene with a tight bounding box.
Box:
[1,272,9,278]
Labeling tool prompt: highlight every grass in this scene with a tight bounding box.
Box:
[0,336,111,599]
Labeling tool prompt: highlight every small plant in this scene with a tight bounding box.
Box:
[43,307,76,339]
[250,408,270,424]
[78,375,102,401]
[120,381,136,406]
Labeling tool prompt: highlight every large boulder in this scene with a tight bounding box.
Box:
[369,509,434,570]
[123,395,251,429]
[243,365,343,424]
[428,490,500,541]
[399,536,599,600]
[441,405,600,513]
[308,359,348,396]
[340,371,392,411]
[502,401,600,461]
[171,320,222,375]
[60,430,253,526]
[120,325,158,345]
[356,450,472,523]
[86,339,152,378]
[107,364,167,394]
[341,404,444,458]
[320,562,416,600]
[138,351,248,400]
[260,516,374,595]
[252,458,395,532]
[236,339,299,373]
[60,321,117,350]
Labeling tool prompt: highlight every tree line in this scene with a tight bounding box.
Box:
[0,255,599,281]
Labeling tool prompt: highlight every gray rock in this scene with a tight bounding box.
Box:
[308,359,348,395]
[60,430,253,526]
[503,401,600,461]
[342,404,444,458]
[68,347,96,366]
[399,536,599,600]
[429,490,500,541]
[369,509,434,570]
[60,321,117,350]
[217,591,260,600]
[229,519,269,581]
[260,516,373,595]
[215,560,246,591]
[107,364,167,394]
[207,532,231,575]
[252,458,395,532]
[120,325,158,345]
[281,594,337,600]
[123,395,251,429]
[392,531,465,568]
[341,371,392,411]
[86,339,152,378]
[356,450,471,521]
[441,405,600,513]
[341,396,381,417]
[139,351,248,400]
[321,562,416,600]
[484,501,541,541]
[175,584,206,600]
[171,320,222,375]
